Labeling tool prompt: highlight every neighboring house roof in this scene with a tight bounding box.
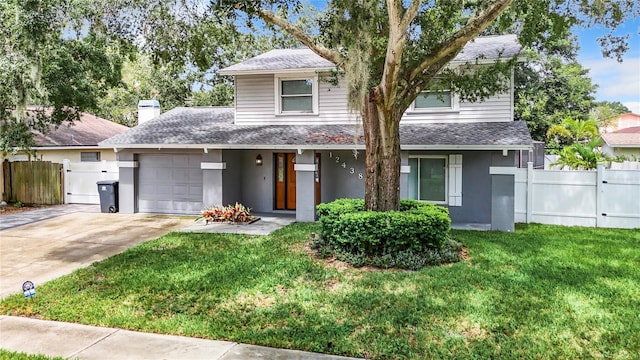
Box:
[101,107,532,150]
[612,126,640,134]
[33,112,129,147]
[219,34,520,75]
[602,126,640,148]
[603,113,640,133]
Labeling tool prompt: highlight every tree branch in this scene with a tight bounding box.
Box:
[381,0,421,111]
[399,0,421,31]
[256,8,344,66]
[408,0,513,82]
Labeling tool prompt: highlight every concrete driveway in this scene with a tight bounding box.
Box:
[0,211,193,299]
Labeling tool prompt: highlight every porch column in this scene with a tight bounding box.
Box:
[294,151,317,222]
[202,150,225,207]
[117,151,138,214]
[489,166,516,232]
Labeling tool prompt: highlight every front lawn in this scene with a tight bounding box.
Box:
[1,223,638,359]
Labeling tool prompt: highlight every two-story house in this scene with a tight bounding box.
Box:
[101,34,533,230]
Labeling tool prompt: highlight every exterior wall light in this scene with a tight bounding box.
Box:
[255,154,263,166]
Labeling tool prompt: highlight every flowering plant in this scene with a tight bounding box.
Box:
[197,202,256,224]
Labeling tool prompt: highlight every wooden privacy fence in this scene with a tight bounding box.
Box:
[2,160,63,204]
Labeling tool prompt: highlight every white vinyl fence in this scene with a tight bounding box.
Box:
[63,160,119,204]
[515,163,640,229]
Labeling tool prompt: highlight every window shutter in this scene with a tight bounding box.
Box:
[448,154,462,206]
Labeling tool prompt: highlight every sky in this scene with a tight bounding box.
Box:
[574,18,640,114]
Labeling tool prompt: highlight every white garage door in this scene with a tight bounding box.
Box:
[138,154,203,214]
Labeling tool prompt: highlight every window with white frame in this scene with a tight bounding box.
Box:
[408,156,448,203]
[414,90,453,109]
[276,76,317,114]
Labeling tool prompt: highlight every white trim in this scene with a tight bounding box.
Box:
[294,164,318,172]
[510,67,515,121]
[408,155,449,205]
[201,162,227,170]
[28,146,116,151]
[219,67,336,76]
[274,74,319,115]
[99,143,532,151]
[489,166,517,175]
[448,154,463,207]
[118,161,138,168]
[400,165,411,174]
[409,89,460,113]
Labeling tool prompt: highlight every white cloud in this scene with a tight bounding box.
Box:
[580,56,640,103]
[623,101,640,114]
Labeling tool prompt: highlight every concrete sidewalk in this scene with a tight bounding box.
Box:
[0,316,360,360]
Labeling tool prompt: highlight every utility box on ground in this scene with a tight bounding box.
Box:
[97,180,119,213]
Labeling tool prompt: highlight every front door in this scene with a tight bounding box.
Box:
[275,153,296,210]
[274,153,321,210]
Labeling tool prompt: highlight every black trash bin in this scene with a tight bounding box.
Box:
[97,180,119,213]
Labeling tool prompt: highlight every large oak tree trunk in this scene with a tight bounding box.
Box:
[362,88,401,212]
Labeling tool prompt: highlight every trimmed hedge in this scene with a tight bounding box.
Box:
[315,199,453,269]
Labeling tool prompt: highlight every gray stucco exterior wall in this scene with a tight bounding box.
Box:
[221,150,243,206]
[318,150,365,203]
[239,150,274,213]
[397,150,516,225]
[295,151,317,221]
[491,173,515,231]
[202,150,223,207]
[116,150,137,214]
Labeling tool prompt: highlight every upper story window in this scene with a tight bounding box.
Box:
[276,75,318,115]
[415,90,452,109]
[410,79,459,112]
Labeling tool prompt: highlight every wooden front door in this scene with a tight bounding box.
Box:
[275,153,296,210]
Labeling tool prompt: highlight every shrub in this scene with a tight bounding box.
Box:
[314,199,456,270]
[198,202,255,223]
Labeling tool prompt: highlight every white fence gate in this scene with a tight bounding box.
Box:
[63,160,119,204]
[515,163,640,229]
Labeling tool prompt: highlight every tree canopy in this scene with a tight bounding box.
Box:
[0,0,124,153]
[3,0,638,211]
[514,43,599,141]
[212,0,638,210]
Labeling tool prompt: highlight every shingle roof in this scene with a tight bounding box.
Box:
[101,107,532,149]
[220,48,335,74]
[454,34,520,62]
[220,35,520,74]
[33,111,129,147]
[602,131,640,147]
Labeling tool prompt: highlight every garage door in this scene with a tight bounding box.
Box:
[138,154,203,214]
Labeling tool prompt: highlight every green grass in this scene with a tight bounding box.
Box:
[1,223,638,359]
[0,350,64,360]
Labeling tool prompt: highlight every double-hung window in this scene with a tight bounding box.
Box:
[276,76,317,114]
